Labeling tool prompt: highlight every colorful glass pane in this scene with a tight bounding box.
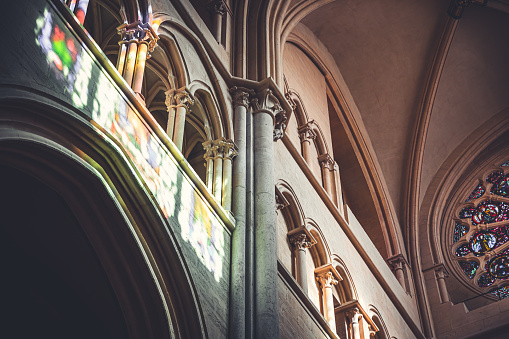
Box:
[459,206,476,219]
[453,223,468,243]
[492,225,509,248]
[470,231,497,255]
[490,174,509,198]
[488,255,509,279]
[470,201,509,225]
[459,261,479,279]
[456,244,471,257]
[486,171,504,184]
[491,286,509,299]
[478,273,496,288]
[466,183,485,202]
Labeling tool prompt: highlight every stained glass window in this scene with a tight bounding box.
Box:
[466,183,485,202]
[478,273,496,288]
[490,174,509,198]
[453,164,509,295]
[491,286,509,299]
[459,261,479,279]
[453,223,468,243]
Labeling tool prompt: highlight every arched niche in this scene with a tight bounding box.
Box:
[0,98,209,338]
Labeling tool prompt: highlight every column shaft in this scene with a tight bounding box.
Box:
[117,43,127,75]
[323,286,336,332]
[253,110,279,339]
[167,107,176,139]
[213,156,223,202]
[322,166,332,196]
[296,248,308,293]
[437,277,450,303]
[123,41,138,86]
[132,42,148,96]
[173,105,187,151]
[206,157,214,191]
[229,92,249,339]
[302,139,312,164]
[222,157,233,210]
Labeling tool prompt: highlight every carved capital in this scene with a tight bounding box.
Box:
[434,264,449,280]
[209,0,227,15]
[387,254,408,272]
[218,139,238,160]
[229,86,254,109]
[117,21,159,52]
[289,233,313,251]
[298,123,316,142]
[251,89,285,120]
[203,138,237,160]
[202,140,218,160]
[346,307,361,324]
[316,271,338,289]
[318,154,335,171]
[165,88,194,111]
[447,0,487,19]
[273,110,287,141]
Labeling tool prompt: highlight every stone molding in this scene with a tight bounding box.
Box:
[434,264,449,280]
[298,123,316,142]
[165,88,194,111]
[334,300,379,333]
[387,253,409,272]
[314,263,342,287]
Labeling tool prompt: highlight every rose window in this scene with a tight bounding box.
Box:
[452,161,509,299]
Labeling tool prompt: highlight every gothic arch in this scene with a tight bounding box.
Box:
[367,305,390,339]
[0,95,209,338]
[331,255,358,303]
[306,218,331,267]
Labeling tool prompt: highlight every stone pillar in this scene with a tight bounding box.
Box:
[316,271,339,333]
[331,162,343,209]
[289,233,313,294]
[221,139,238,211]
[209,0,227,44]
[165,88,194,152]
[251,89,285,339]
[346,308,362,339]
[435,265,450,303]
[387,254,407,291]
[202,140,216,191]
[298,123,316,165]
[318,154,335,197]
[117,22,158,99]
[228,87,253,339]
[213,144,224,202]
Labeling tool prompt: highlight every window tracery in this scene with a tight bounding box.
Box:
[452,160,509,297]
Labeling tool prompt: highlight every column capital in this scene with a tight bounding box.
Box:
[117,21,159,52]
[273,111,287,141]
[318,154,335,171]
[298,123,316,142]
[218,138,238,160]
[316,271,338,289]
[229,86,255,109]
[203,138,238,160]
[387,254,408,271]
[447,0,487,19]
[345,307,362,324]
[289,233,313,251]
[209,0,227,15]
[165,87,194,111]
[434,264,449,279]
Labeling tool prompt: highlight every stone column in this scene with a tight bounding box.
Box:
[298,123,316,165]
[117,22,158,98]
[346,308,362,339]
[252,89,285,339]
[316,271,339,333]
[332,162,343,209]
[387,254,407,291]
[318,154,335,197]
[165,88,194,152]
[228,87,253,339]
[212,141,224,202]
[209,0,227,44]
[221,139,238,211]
[435,265,450,303]
[289,233,313,294]
[202,140,216,192]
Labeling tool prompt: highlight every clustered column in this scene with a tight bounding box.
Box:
[316,270,339,333]
[318,154,335,197]
[346,308,362,339]
[203,138,237,210]
[289,232,313,294]
[116,21,158,101]
[165,88,194,152]
[209,0,227,44]
[435,265,450,303]
[298,123,316,165]
[331,162,344,209]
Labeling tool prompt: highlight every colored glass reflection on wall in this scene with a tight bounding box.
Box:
[459,261,479,279]
[453,223,468,243]
[35,8,228,282]
[466,183,485,202]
